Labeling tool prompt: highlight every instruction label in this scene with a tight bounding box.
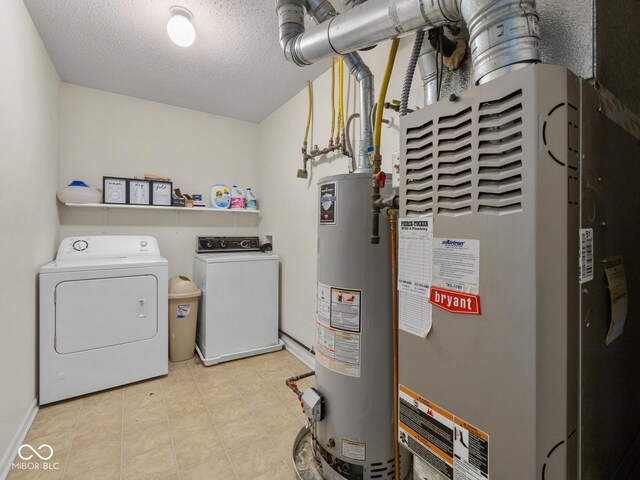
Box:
[579,229,594,284]
[342,439,366,461]
[315,322,361,377]
[432,238,480,294]
[453,418,489,480]
[330,288,361,333]
[398,217,433,296]
[317,283,331,322]
[414,456,448,480]
[398,216,433,337]
[320,182,337,225]
[315,285,362,377]
[431,238,481,315]
[399,385,489,480]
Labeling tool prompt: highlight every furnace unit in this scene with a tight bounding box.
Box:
[398,64,640,480]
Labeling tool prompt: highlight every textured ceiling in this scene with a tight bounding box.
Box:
[23,0,337,123]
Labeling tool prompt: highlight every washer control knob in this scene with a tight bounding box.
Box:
[219,240,228,249]
[72,240,88,251]
[240,240,250,248]
[140,241,148,247]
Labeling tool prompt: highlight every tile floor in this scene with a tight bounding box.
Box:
[8,350,315,480]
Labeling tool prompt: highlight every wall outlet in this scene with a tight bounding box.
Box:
[391,151,400,189]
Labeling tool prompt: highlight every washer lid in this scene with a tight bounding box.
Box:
[195,252,279,263]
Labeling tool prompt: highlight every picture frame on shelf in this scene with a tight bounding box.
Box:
[151,181,173,206]
[103,176,128,204]
[128,179,151,205]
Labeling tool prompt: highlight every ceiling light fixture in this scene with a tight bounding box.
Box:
[167,6,195,47]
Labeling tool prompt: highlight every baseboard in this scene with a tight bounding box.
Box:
[280,333,315,370]
[0,398,39,480]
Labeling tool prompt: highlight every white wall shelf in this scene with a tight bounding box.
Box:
[64,203,260,214]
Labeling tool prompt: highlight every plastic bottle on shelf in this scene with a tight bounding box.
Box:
[245,188,258,210]
[230,185,245,209]
[57,180,102,204]
[210,184,230,209]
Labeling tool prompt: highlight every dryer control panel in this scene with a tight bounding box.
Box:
[57,236,160,259]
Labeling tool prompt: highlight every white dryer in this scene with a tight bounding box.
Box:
[39,236,168,404]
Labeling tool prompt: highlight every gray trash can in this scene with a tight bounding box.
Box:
[168,276,201,362]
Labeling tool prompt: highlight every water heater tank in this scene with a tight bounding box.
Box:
[315,173,410,480]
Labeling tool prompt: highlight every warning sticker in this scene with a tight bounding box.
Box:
[315,322,361,377]
[320,182,337,225]
[330,288,361,333]
[342,439,366,461]
[317,283,331,323]
[399,386,454,480]
[399,385,490,480]
[579,228,594,284]
[453,418,489,480]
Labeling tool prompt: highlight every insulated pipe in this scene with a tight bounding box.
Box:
[278,0,540,85]
[304,0,374,172]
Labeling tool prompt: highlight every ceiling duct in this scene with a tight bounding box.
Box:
[277,0,541,85]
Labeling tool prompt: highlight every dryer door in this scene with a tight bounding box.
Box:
[55,275,158,354]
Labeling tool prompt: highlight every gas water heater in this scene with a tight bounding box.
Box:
[298,173,410,480]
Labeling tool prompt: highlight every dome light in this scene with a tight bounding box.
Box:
[167,6,195,47]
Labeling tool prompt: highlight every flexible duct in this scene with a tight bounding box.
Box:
[400,30,425,116]
[277,0,540,85]
[304,0,375,173]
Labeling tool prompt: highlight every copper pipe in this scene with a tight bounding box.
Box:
[387,207,400,480]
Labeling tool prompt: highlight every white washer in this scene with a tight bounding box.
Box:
[194,252,283,366]
[39,236,168,404]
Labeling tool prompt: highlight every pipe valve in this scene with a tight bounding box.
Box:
[377,171,387,189]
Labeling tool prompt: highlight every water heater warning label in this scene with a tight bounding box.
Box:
[316,285,361,377]
[342,439,366,461]
[399,385,489,480]
[330,288,361,332]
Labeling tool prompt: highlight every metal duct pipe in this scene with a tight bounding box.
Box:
[276,0,306,65]
[305,0,374,172]
[417,33,438,106]
[279,0,540,85]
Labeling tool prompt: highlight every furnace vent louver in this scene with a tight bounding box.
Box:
[402,89,525,217]
[477,89,524,215]
[404,120,435,215]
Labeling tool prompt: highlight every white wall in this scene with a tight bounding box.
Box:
[59,84,261,278]
[258,38,425,347]
[0,0,60,473]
